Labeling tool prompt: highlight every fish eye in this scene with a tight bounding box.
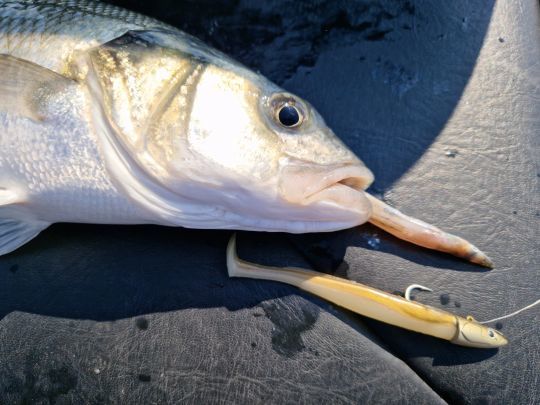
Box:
[277,104,301,127]
[269,93,306,130]
[488,329,496,338]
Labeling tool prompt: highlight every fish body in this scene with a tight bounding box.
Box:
[0,0,374,255]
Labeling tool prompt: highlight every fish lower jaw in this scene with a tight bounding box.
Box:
[299,184,372,225]
[226,218,363,234]
[202,202,368,234]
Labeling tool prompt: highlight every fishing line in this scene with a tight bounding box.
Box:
[479,299,540,324]
[404,284,539,323]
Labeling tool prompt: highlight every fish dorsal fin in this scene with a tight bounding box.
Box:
[0,188,49,256]
[0,54,74,121]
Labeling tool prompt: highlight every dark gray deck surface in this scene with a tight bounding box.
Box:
[0,1,538,403]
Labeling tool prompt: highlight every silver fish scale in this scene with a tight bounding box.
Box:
[0,0,172,223]
[1,0,163,27]
[0,0,172,72]
[0,82,145,224]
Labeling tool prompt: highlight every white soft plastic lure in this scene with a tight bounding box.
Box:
[0,1,504,347]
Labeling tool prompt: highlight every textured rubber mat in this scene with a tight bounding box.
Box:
[0,1,537,403]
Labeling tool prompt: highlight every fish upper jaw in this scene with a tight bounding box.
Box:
[302,164,374,198]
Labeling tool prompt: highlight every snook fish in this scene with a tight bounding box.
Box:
[0,1,506,347]
[0,0,375,248]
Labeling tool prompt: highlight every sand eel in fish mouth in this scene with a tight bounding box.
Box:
[0,0,504,348]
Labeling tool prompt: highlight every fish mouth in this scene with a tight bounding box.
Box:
[279,163,374,224]
[302,165,374,199]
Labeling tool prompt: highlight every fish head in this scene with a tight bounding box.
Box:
[84,30,373,231]
[175,63,374,232]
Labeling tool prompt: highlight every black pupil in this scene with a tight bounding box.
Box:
[278,105,300,127]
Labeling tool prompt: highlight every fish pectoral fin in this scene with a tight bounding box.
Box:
[0,54,74,121]
[0,218,49,256]
[0,187,21,207]
[0,189,49,256]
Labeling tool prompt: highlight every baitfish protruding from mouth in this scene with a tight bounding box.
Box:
[364,193,493,268]
[302,167,493,267]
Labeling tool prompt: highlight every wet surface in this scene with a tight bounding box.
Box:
[260,296,319,357]
[0,0,539,404]
[440,293,451,306]
[1,350,79,404]
[135,317,149,330]
[138,374,151,383]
